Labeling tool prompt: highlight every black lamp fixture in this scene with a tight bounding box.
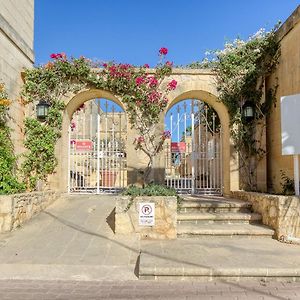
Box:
[242,101,255,122]
[36,100,50,121]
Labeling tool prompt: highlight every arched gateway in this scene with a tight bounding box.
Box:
[164,99,222,195]
[54,70,239,196]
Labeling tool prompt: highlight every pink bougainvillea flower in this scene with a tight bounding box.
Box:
[50,53,66,60]
[135,77,145,86]
[148,76,158,88]
[167,79,177,90]
[159,47,168,56]
[148,90,161,103]
[143,63,150,68]
[165,61,173,67]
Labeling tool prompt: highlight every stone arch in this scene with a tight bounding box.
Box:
[165,82,239,196]
[54,88,126,192]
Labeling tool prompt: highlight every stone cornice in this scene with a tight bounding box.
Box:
[276,5,300,42]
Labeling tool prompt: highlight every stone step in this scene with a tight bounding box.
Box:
[179,200,252,213]
[177,223,274,238]
[177,212,262,224]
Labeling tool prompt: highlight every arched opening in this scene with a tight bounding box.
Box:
[68,98,127,193]
[54,89,128,193]
[164,99,222,195]
[165,86,238,196]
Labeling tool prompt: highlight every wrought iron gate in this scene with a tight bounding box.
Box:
[68,99,127,193]
[164,99,222,195]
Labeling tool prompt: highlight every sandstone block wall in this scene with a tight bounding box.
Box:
[266,6,300,193]
[0,0,34,155]
[232,191,300,239]
[115,196,177,239]
[0,191,61,232]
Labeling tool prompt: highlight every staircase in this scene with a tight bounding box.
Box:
[177,195,274,238]
[137,196,300,281]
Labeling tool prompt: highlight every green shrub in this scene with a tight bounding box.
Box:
[122,184,182,212]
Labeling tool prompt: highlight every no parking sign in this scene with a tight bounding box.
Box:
[139,203,155,226]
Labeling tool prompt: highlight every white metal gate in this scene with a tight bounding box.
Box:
[164,99,222,195]
[68,99,127,193]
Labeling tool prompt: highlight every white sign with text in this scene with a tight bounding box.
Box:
[139,203,155,226]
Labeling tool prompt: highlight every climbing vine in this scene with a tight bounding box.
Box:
[187,25,281,190]
[21,49,177,189]
[0,82,25,194]
[22,101,64,190]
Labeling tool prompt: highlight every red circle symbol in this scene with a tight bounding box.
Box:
[141,205,152,215]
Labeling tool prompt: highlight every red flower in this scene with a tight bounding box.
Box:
[148,76,158,88]
[167,79,177,90]
[143,64,150,68]
[148,91,161,103]
[159,47,168,56]
[165,61,173,67]
[50,53,66,60]
[135,77,145,86]
[102,63,108,68]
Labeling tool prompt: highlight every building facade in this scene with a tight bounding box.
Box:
[0,0,34,155]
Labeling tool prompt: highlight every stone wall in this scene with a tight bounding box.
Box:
[0,0,34,156]
[266,5,300,193]
[232,191,300,239]
[115,196,177,239]
[0,191,61,233]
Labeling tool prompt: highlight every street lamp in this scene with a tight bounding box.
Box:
[242,101,255,122]
[36,100,50,121]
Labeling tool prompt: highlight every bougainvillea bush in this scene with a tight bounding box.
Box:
[187,26,281,190]
[21,48,177,188]
[0,82,24,194]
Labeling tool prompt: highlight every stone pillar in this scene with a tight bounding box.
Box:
[126,115,165,186]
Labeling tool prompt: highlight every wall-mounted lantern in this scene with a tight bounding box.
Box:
[36,100,50,121]
[242,101,255,122]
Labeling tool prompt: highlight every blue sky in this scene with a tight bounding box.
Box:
[35,0,300,66]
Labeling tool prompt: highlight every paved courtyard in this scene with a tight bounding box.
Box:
[0,194,140,281]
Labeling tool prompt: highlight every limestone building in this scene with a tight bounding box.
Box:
[0,0,34,154]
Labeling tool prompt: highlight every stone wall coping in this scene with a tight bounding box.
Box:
[0,190,60,198]
[276,5,300,42]
[91,67,215,75]
[232,190,300,201]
